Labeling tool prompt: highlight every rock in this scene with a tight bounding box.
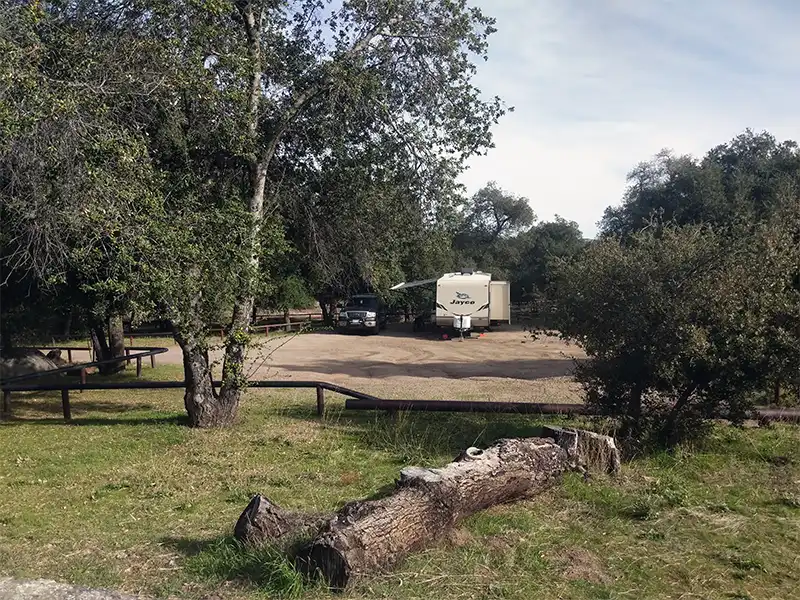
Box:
[0,349,60,381]
[0,578,143,600]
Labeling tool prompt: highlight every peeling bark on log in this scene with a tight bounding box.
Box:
[234,495,328,546]
[543,425,621,475]
[295,437,569,589]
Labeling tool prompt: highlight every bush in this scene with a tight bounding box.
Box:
[537,211,800,450]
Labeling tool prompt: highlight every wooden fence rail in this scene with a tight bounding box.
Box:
[3,347,798,426]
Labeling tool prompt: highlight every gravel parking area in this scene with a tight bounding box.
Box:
[160,324,586,403]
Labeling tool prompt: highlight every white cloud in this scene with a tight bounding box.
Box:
[459,0,800,236]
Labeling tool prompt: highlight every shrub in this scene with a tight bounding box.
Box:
[537,210,800,450]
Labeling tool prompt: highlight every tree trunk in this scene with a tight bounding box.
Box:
[107,314,127,373]
[216,296,256,426]
[204,0,272,429]
[175,329,227,427]
[235,495,329,547]
[86,306,126,375]
[90,325,108,365]
[659,384,699,447]
[319,300,332,326]
[63,307,74,338]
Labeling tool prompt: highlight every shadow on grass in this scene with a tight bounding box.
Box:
[162,536,307,599]
[1,411,188,427]
[280,357,581,381]
[276,402,588,462]
[5,393,158,414]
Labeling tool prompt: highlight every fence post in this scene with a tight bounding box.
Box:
[150,353,156,369]
[130,335,134,347]
[125,348,131,364]
[316,385,325,416]
[67,348,73,363]
[61,389,72,421]
[136,357,142,378]
[2,390,10,418]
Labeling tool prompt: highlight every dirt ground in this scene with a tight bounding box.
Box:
[160,323,586,403]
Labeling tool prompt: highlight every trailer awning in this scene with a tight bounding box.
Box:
[390,278,438,291]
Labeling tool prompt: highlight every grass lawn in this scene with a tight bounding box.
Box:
[1,365,799,599]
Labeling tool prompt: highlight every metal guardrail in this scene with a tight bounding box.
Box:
[0,347,168,385]
[0,344,380,421]
[2,347,798,425]
[344,398,800,423]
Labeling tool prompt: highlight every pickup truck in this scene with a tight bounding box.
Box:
[336,294,388,335]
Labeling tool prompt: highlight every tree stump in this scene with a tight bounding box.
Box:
[234,495,328,547]
[543,425,621,475]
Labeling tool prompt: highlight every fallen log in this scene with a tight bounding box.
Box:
[235,429,621,590]
[294,437,568,588]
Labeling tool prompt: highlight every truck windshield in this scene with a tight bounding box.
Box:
[345,297,378,309]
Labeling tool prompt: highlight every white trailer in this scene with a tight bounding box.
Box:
[391,269,511,332]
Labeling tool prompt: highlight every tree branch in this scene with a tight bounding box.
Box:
[236,0,263,144]
[256,15,401,171]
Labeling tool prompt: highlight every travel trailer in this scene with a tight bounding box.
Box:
[391,269,511,333]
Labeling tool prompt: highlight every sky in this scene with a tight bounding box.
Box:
[457,0,800,237]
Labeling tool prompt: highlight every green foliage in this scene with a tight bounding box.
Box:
[282,145,466,306]
[0,3,169,343]
[541,210,800,448]
[455,181,536,273]
[510,217,586,303]
[535,129,800,449]
[447,183,585,308]
[265,275,315,312]
[2,0,510,358]
[601,130,800,238]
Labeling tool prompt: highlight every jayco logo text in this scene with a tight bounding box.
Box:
[451,291,475,305]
